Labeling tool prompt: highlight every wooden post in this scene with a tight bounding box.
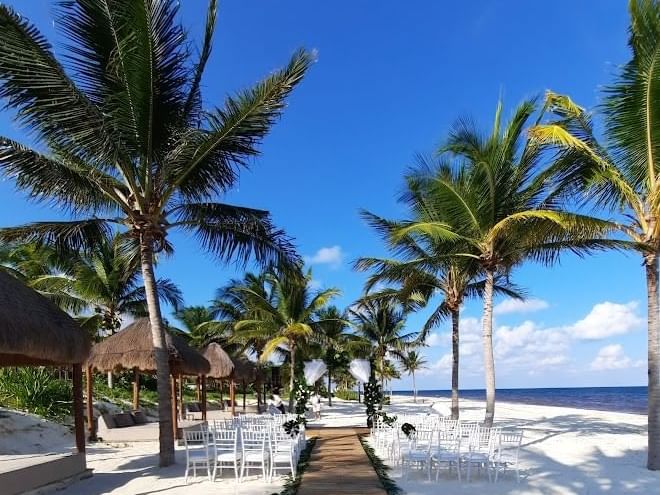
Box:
[219,380,224,404]
[230,380,235,416]
[242,379,246,412]
[358,382,361,403]
[132,368,140,410]
[72,364,85,453]
[196,376,201,402]
[85,366,95,441]
[170,375,178,440]
[201,375,207,421]
[178,374,185,421]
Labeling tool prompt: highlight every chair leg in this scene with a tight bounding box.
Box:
[184,466,189,484]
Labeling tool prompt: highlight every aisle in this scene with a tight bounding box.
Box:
[298,427,386,495]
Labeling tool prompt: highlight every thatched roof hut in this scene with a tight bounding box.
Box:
[0,270,90,366]
[87,318,209,376]
[231,355,258,382]
[201,343,234,379]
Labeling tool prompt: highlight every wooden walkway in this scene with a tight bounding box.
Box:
[298,427,386,495]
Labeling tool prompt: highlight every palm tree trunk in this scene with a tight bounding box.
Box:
[483,268,496,427]
[289,342,296,413]
[139,237,174,467]
[451,308,460,420]
[107,371,113,389]
[412,370,417,403]
[647,252,660,469]
[328,370,332,407]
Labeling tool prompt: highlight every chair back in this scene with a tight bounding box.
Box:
[436,428,460,454]
[211,427,238,454]
[498,429,523,461]
[241,428,268,454]
[183,428,210,461]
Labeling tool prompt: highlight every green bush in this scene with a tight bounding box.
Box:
[0,367,72,421]
[334,389,358,401]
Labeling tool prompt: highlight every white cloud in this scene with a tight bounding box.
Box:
[590,344,642,371]
[570,301,643,340]
[304,245,344,269]
[493,298,549,315]
[420,300,644,380]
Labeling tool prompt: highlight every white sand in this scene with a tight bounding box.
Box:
[5,396,660,494]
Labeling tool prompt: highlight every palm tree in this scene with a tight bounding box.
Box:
[386,100,615,426]
[401,351,427,403]
[358,162,522,418]
[232,268,340,412]
[528,0,660,469]
[316,306,361,406]
[174,306,224,349]
[349,297,417,404]
[0,1,311,465]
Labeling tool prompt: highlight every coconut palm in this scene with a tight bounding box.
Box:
[385,100,616,426]
[349,297,417,404]
[358,160,523,418]
[174,305,229,349]
[401,350,427,403]
[315,306,364,406]
[232,268,340,412]
[528,0,660,469]
[0,0,311,465]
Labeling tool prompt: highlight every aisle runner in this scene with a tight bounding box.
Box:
[298,427,386,495]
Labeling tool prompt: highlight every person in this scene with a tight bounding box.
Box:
[310,391,321,419]
[271,389,285,414]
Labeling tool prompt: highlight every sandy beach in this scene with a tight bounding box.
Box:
[9,395,648,495]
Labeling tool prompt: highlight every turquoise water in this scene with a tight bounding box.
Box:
[393,386,648,414]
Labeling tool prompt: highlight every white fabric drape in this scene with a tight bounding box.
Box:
[349,359,370,383]
[303,359,327,385]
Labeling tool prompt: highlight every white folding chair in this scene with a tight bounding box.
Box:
[211,427,241,482]
[183,428,212,483]
[433,428,462,482]
[240,428,270,482]
[466,426,500,482]
[401,428,434,480]
[493,429,523,483]
[270,430,298,479]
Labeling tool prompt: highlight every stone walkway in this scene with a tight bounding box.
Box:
[298,427,386,495]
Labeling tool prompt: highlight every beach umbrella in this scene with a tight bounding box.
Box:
[303,359,327,386]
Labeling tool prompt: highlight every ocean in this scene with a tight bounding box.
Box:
[393,386,648,414]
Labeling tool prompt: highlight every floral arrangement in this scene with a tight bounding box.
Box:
[293,378,310,425]
[283,419,301,438]
[401,422,416,438]
[364,377,382,427]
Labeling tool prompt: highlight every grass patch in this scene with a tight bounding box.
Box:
[359,435,403,495]
[274,437,317,495]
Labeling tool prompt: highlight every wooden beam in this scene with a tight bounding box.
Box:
[85,366,95,441]
[72,364,85,453]
[132,368,140,410]
[178,374,184,421]
[230,380,235,416]
[170,375,178,440]
[196,376,201,402]
[201,375,207,421]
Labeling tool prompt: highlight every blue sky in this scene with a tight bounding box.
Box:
[0,1,645,390]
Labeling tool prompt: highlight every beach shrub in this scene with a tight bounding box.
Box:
[0,367,72,421]
[335,389,358,401]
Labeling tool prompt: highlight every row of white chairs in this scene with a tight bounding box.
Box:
[373,418,523,483]
[183,418,305,484]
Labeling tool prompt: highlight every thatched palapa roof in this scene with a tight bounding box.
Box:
[87,318,210,375]
[231,355,258,382]
[0,270,91,366]
[202,343,234,378]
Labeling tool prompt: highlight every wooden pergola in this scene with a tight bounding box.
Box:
[0,271,91,454]
[85,318,210,440]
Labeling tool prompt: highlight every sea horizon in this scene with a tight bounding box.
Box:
[392,385,648,415]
